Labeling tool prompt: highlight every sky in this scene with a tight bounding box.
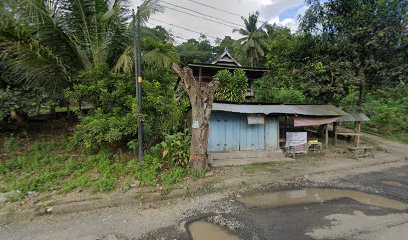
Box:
[131,0,309,44]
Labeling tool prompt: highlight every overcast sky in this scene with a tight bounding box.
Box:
[131,0,309,44]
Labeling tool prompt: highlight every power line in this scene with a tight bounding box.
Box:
[158,4,239,29]
[174,35,190,41]
[160,0,244,28]
[146,22,190,41]
[150,18,219,39]
[182,0,243,18]
[181,0,269,26]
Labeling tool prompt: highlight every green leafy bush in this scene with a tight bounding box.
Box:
[273,87,306,103]
[215,69,248,102]
[255,75,306,103]
[67,66,184,151]
[0,87,39,121]
[161,130,191,167]
[363,86,408,142]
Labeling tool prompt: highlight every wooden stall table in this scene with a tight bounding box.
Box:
[347,145,375,160]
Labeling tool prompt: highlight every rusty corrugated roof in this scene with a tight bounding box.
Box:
[335,113,370,122]
[212,103,347,116]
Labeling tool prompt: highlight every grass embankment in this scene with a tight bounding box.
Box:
[0,136,206,202]
[363,87,408,143]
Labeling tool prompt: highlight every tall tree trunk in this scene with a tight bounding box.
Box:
[172,64,219,169]
[357,68,366,110]
[50,105,56,119]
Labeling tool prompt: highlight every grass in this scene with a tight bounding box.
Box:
[0,136,207,202]
[362,125,408,144]
[242,162,280,175]
[0,138,145,199]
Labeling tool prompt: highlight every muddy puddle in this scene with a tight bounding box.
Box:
[238,188,407,210]
[188,221,240,240]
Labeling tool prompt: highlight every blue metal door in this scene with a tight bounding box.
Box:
[208,113,278,152]
[265,117,279,149]
[208,112,240,151]
[239,119,265,150]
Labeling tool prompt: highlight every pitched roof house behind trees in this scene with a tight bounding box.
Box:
[187,49,268,99]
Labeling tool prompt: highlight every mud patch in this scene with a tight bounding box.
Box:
[238,188,407,210]
[188,221,240,240]
[306,211,408,240]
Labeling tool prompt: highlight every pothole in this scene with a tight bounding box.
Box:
[188,220,240,240]
[237,188,407,210]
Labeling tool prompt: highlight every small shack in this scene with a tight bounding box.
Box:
[207,103,347,163]
[333,113,370,146]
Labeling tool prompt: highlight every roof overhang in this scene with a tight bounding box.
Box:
[187,63,269,80]
[335,113,370,122]
[212,103,347,116]
[187,63,268,72]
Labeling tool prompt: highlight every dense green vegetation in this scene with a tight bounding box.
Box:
[214,69,248,102]
[0,0,407,198]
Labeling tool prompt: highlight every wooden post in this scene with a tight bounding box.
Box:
[355,121,361,146]
[333,122,338,145]
[325,123,329,148]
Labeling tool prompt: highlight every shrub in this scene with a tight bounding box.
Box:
[161,130,191,167]
[363,86,408,142]
[68,67,185,151]
[215,69,248,102]
[272,87,306,103]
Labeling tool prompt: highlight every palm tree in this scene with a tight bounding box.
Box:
[0,0,131,95]
[233,11,269,67]
[113,1,179,74]
[1,0,174,91]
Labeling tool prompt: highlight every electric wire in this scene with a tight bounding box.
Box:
[181,0,270,25]
[146,22,190,41]
[157,4,239,29]
[160,0,244,28]
[150,18,219,39]
[181,0,243,17]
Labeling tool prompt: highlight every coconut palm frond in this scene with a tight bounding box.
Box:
[233,11,267,67]
[254,42,265,57]
[0,29,71,95]
[113,46,134,73]
[139,0,163,24]
[19,0,92,70]
[143,48,174,70]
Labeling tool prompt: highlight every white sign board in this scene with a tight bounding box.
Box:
[285,132,307,147]
[192,120,200,129]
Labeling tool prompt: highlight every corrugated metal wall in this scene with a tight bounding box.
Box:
[208,112,279,152]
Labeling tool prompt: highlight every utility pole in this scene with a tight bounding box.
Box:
[132,8,143,163]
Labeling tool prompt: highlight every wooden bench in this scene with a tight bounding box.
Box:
[348,146,375,160]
